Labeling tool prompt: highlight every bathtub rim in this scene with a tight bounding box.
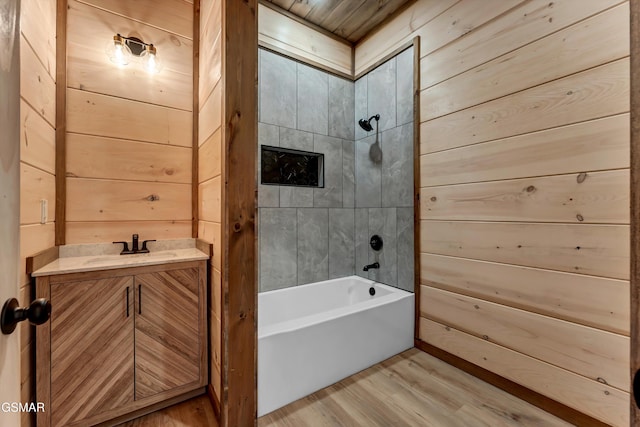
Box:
[258,275,414,339]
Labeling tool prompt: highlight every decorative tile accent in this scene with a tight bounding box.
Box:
[297,208,329,285]
[259,50,296,128]
[382,123,414,208]
[314,134,343,208]
[329,75,355,140]
[329,209,355,278]
[279,128,315,207]
[260,208,297,291]
[297,63,328,135]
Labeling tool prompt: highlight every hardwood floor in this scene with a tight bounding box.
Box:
[258,348,574,427]
[120,348,574,426]
[118,395,218,427]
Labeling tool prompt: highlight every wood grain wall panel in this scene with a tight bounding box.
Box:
[77,0,194,39]
[414,0,523,59]
[66,134,192,184]
[20,164,56,225]
[198,128,222,184]
[421,58,630,154]
[198,82,222,145]
[419,318,629,427]
[198,177,222,224]
[421,170,629,224]
[199,0,221,105]
[420,0,627,89]
[423,4,629,121]
[258,4,352,75]
[421,287,629,392]
[354,0,456,74]
[20,223,55,286]
[198,221,221,272]
[420,221,629,280]
[420,114,629,186]
[66,89,192,147]
[66,0,193,111]
[66,179,191,222]
[198,0,223,409]
[20,100,56,174]
[66,221,192,244]
[20,37,56,127]
[421,253,629,334]
[358,1,630,422]
[20,0,56,78]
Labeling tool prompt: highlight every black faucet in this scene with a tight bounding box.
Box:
[113,234,156,255]
[363,262,380,272]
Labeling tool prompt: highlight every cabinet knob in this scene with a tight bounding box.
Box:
[1,298,51,335]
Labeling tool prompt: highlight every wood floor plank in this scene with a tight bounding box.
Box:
[258,348,573,427]
[118,395,218,427]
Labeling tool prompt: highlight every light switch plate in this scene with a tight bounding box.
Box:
[40,199,47,224]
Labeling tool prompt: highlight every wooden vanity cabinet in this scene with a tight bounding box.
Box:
[35,261,207,427]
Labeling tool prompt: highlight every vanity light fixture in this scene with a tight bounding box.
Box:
[106,33,162,74]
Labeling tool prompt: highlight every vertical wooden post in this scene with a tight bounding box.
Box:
[221,0,258,425]
[630,0,640,424]
[192,0,201,238]
[55,0,67,245]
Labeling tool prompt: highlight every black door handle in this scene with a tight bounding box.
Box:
[1,298,51,335]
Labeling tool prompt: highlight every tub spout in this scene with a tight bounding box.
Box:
[363,262,380,272]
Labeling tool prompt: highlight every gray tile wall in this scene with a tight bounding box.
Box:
[258,47,414,292]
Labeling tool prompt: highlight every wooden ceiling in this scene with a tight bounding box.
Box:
[263,0,415,44]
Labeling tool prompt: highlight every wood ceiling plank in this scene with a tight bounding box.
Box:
[268,0,296,10]
[342,0,413,42]
[319,0,367,33]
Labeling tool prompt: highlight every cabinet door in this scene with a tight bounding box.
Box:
[50,276,134,426]
[134,267,201,400]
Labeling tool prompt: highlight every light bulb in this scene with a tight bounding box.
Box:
[142,44,162,74]
[106,34,131,66]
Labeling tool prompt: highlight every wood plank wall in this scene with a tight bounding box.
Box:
[355,1,630,426]
[198,0,223,407]
[257,3,352,77]
[64,0,194,243]
[19,1,57,425]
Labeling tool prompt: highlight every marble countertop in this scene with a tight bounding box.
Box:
[32,239,210,277]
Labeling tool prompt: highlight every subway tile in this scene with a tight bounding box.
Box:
[355,135,381,207]
[342,139,355,208]
[329,208,355,278]
[297,208,329,285]
[259,208,297,291]
[329,75,355,140]
[367,58,396,132]
[381,123,414,208]
[297,63,328,135]
[396,46,414,126]
[314,134,343,208]
[259,50,296,128]
[397,207,415,292]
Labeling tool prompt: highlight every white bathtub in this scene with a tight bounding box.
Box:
[258,275,414,416]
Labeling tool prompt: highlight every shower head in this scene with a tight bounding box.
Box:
[358,114,380,132]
